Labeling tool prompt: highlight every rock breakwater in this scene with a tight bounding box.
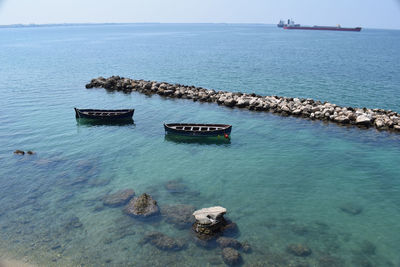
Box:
[86,76,400,132]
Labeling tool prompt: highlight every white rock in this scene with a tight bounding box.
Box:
[356,114,372,126]
[193,206,227,225]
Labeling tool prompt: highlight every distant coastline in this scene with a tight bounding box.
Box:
[0,22,157,29]
[0,22,399,30]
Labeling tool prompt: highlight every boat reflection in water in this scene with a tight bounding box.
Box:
[164,134,231,145]
[76,117,135,127]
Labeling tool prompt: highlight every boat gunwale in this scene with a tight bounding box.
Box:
[74,108,134,119]
[164,123,232,133]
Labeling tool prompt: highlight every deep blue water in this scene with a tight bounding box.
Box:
[0,23,400,266]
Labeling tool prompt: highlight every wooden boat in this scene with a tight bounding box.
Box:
[164,123,232,137]
[74,108,134,120]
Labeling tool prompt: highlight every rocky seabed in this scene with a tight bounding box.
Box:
[86,76,400,133]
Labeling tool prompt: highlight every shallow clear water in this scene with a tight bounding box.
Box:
[1,24,400,266]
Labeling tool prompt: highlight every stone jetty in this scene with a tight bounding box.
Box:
[86,76,400,133]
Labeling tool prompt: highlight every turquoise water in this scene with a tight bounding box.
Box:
[1,24,400,266]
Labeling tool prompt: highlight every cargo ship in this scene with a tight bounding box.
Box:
[278,19,361,32]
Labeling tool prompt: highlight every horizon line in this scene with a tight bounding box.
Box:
[0,22,396,31]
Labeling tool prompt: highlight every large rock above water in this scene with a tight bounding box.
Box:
[103,189,135,207]
[193,206,226,225]
[124,193,159,217]
[192,206,230,240]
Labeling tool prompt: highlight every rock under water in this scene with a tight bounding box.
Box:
[221,247,242,266]
[140,231,186,251]
[103,189,135,207]
[161,204,195,229]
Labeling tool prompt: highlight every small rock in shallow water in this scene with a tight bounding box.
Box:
[124,193,159,217]
[216,237,242,249]
[286,243,312,257]
[93,205,105,212]
[103,189,135,207]
[66,176,89,186]
[340,202,363,215]
[290,224,310,236]
[241,241,252,253]
[221,247,242,266]
[88,178,110,187]
[64,216,83,230]
[221,220,239,237]
[164,179,188,194]
[318,254,344,267]
[141,231,186,251]
[207,256,223,265]
[360,240,376,255]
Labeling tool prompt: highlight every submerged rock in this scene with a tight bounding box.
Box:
[164,179,188,194]
[286,243,312,257]
[88,178,110,187]
[66,176,89,186]
[216,237,242,249]
[340,202,363,215]
[162,204,195,229]
[241,241,252,253]
[318,255,344,267]
[360,240,376,255]
[221,220,239,237]
[124,193,159,217]
[103,189,135,207]
[141,231,186,251]
[64,216,83,230]
[221,247,242,266]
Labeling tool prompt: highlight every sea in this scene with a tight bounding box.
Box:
[0,23,400,266]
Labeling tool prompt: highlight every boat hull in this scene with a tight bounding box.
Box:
[284,26,361,32]
[74,108,134,120]
[164,123,232,137]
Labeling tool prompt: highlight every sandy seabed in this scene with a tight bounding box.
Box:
[0,259,33,267]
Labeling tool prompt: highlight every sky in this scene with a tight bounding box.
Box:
[0,0,399,29]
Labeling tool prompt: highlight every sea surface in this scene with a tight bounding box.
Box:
[0,23,400,266]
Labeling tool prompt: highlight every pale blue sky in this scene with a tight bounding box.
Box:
[0,0,399,29]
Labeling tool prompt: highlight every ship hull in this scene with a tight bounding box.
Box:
[284,26,361,32]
